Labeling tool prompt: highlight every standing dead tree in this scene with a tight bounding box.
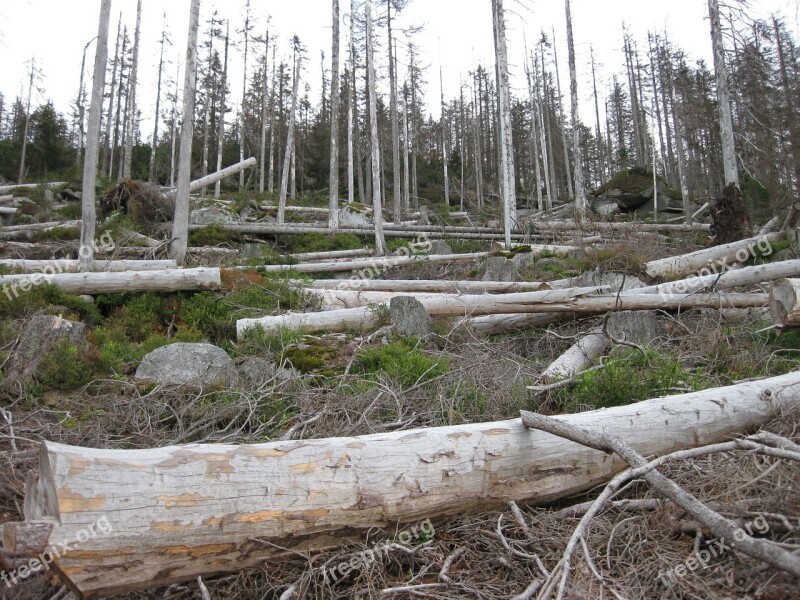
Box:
[329,0,341,229]
[79,0,111,272]
[365,0,388,254]
[121,0,142,180]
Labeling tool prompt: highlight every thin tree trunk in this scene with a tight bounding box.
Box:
[387,1,402,222]
[535,52,554,210]
[624,34,645,165]
[671,82,691,224]
[148,19,167,183]
[365,0,387,254]
[214,22,229,199]
[169,58,180,188]
[773,16,800,197]
[402,84,411,213]
[347,0,356,204]
[101,14,121,177]
[122,0,142,180]
[540,45,559,204]
[239,2,251,192]
[109,26,127,179]
[268,45,277,193]
[708,0,739,188]
[169,0,201,266]
[648,34,666,185]
[565,0,586,212]
[17,60,35,184]
[79,0,111,271]
[278,42,301,224]
[525,55,544,211]
[440,61,450,209]
[328,0,341,228]
[591,47,604,187]
[552,27,574,200]
[259,26,270,193]
[75,37,94,168]
[492,0,517,245]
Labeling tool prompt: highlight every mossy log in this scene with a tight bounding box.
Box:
[6,372,800,597]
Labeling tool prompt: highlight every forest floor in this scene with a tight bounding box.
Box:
[0,184,799,599]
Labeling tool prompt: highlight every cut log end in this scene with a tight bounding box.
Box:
[770,278,800,330]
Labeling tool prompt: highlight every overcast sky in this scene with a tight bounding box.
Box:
[1,0,797,144]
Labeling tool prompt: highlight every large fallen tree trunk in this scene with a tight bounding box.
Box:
[290,248,374,262]
[0,182,67,194]
[770,278,800,330]
[187,157,257,194]
[0,259,176,273]
[7,372,799,598]
[242,252,489,273]
[645,232,783,279]
[0,267,220,295]
[238,290,764,337]
[465,259,800,335]
[525,220,711,233]
[299,279,553,293]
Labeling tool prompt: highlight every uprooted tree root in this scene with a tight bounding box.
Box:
[100,179,175,228]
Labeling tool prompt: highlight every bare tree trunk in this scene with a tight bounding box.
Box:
[540,45,558,206]
[708,0,739,188]
[148,19,167,183]
[347,0,356,204]
[278,41,301,224]
[624,34,645,165]
[79,0,111,272]
[440,61,450,209]
[74,37,94,168]
[122,0,142,180]
[387,1,402,222]
[525,54,544,211]
[268,44,276,193]
[169,0,201,266]
[648,34,667,183]
[17,60,35,184]
[772,16,800,197]
[259,26,270,193]
[239,1,252,192]
[472,75,484,210]
[671,82,691,224]
[109,26,127,179]
[402,84,411,213]
[535,52,554,210]
[565,0,586,212]
[329,0,341,228]
[214,22,229,199]
[492,0,517,245]
[101,14,121,177]
[366,0,387,254]
[552,27,574,200]
[169,59,180,188]
[590,46,604,187]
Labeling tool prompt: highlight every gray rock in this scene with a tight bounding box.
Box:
[482,256,519,282]
[135,343,237,387]
[190,206,239,225]
[572,270,645,292]
[390,296,433,337]
[237,356,277,386]
[6,315,87,380]
[78,295,95,304]
[607,310,664,347]
[43,189,55,203]
[430,240,453,255]
[595,202,620,216]
[338,206,372,228]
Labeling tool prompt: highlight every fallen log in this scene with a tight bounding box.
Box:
[0,259,176,273]
[0,182,67,194]
[0,206,17,215]
[0,241,75,260]
[242,252,489,273]
[237,290,764,337]
[291,248,373,261]
[188,157,257,194]
[539,328,611,383]
[0,267,221,296]
[8,372,800,598]
[770,278,800,330]
[299,279,552,293]
[0,220,81,233]
[645,232,784,279]
[464,260,800,335]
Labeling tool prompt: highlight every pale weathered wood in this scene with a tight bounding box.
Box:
[291,248,373,261]
[0,259,176,273]
[645,232,784,279]
[770,278,800,329]
[300,279,552,293]
[188,157,257,194]
[246,252,488,273]
[540,328,610,382]
[18,371,800,597]
[0,183,67,194]
[0,267,220,295]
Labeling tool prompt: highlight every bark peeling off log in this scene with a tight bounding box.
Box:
[20,371,800,597]
[770,278,800,329]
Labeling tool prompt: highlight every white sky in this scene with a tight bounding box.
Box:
[1,0,797,143]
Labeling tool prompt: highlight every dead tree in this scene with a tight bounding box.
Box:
[17,59,36,184]
[328,0,341,228]
[79,0,112,271]
[565,0,586,212]
[708,0,739,188]
[214,21,230,199]
[169,0,201,265]
[74,37,95,168]
[122,0,142,180]
[148,15,169,183]
[278,37,302,224]
[238,0,253,191]
[101,14,121,177]
[365,0,388,254]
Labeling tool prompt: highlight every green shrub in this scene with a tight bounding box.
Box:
[114,294,177,342]
[0,283,100,322]
[36,340,94,390]
[31,227,80,242]
[279,232,362,254]
[356,337,448,387]
[189,225,237,246]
